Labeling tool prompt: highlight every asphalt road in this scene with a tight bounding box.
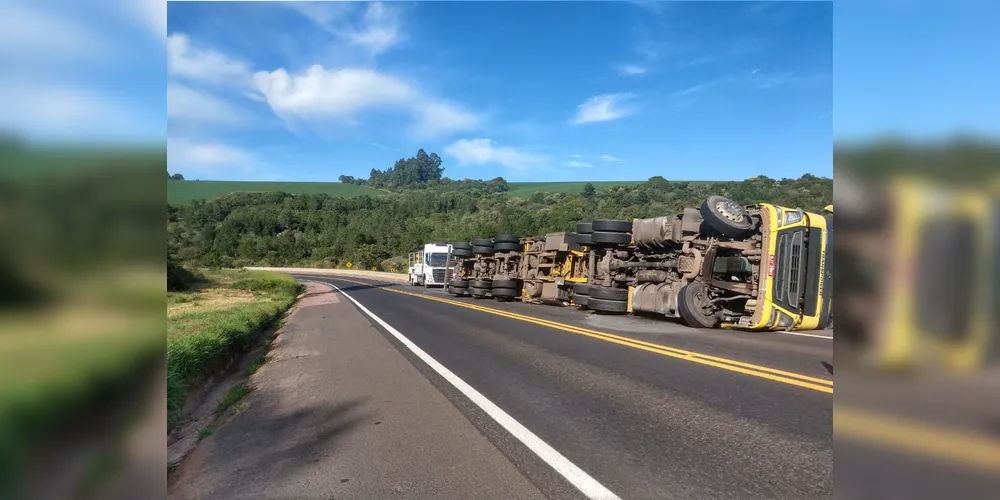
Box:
[300,275,834,500]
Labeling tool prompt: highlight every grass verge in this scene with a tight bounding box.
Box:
[167,269,301,432]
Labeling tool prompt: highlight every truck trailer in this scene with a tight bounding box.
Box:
[441,195,832,332]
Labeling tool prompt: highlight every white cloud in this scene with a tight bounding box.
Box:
[168,83,247,125]
[617,64,647,76]
[253,64,477,137]
[133,0,166,40]
[568,153,584,158]
[167,33,251,86]
[572,93,638,124]
[289,1,402,55]
[168,137,253,167]
[445,138,546,171]
[600,155,624,163]
[409,100,480,138]
[253,65,413,120]
[0,3,116,63]
[563,160,594,168]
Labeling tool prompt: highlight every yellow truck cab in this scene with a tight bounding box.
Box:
[734,202,833,331]
[866,178,995,372]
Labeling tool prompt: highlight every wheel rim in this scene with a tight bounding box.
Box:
[714,199,745,223]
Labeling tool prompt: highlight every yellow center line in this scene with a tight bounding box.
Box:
[835,405,1000,473]
[324,277,833,394]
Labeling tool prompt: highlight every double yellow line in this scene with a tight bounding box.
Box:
[330,277,833,394]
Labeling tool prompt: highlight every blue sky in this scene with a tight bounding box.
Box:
[165,1,832,182]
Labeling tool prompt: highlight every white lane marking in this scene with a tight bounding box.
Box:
[776,331,833,340]
[318,281,623,500]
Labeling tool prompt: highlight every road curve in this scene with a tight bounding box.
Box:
[299,274,833,500]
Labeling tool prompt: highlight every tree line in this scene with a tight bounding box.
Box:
[168,173,833,270]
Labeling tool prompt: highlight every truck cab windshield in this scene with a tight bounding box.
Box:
[426,253,449,267]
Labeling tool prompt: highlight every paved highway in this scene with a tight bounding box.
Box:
[298,274,833,500]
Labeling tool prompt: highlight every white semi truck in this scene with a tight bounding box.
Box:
[407,242,453,287]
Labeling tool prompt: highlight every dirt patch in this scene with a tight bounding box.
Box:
[168,288,257,316]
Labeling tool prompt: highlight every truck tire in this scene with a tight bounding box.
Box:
[576,222,592,234]
[590,231,631,246]
[493,233,519,243]
[573,294,588,307]
[491,279,522,290]
[470,287,490,298]
[472,245,494,255]
[491,288,518,299]
[577,233,592,245]
[451,241,472,250]
[450,280,470,288]
[589,285,629,301]
[470,279,492,289]
[493,242,521,252]
[471,238,494,247]
[451,248,474,258]
[448,286,467,296]
[573,283,590,296]
[588,297,628,313]
[592,219,632,233]
[699,195,754,239]
[677,281,719,328]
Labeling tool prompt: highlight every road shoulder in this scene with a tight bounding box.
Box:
[168,281,547,500]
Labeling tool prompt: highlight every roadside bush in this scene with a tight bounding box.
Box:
[167,259,203,291]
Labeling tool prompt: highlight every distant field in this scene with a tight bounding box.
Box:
[505,181,646,197]
[167,180,385,204]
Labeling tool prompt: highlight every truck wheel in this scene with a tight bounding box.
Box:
[470,279,492,289]
[491,287,518,299]
[699,195,754,239]
[493,233,519,243]
[573,283,590,296]
[576,233,592,245]
[587,297,628,313]
[451,241,473,250]
[589,285,628,301]
[469,287,489,298]
[491,279,522,290]
[493,242,521,252]
[592,219,632,233]
[452,248,474,258]
[472,245,494,255]
[471,238,494,247]
[450,280,470,288]
[590,231,631,246]
[447,286,466,296]
[576,222,592,234]
[677,281,719,328]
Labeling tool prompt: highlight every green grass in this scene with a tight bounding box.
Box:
[246,354,268,376]
[214,383,249,415]
[195,426,214,441]
[168,180,385,204]
[167,269,302,431]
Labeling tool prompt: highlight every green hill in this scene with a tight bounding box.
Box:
[167,179,665,204]
[505,181,646,197]
[167,180,386,204]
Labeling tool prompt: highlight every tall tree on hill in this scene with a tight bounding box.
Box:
[582,183,596,198]
[416,149,444,182]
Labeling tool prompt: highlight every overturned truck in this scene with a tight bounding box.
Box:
[445,195,832,331]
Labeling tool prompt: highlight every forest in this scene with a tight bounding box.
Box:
[167,160,834,271]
